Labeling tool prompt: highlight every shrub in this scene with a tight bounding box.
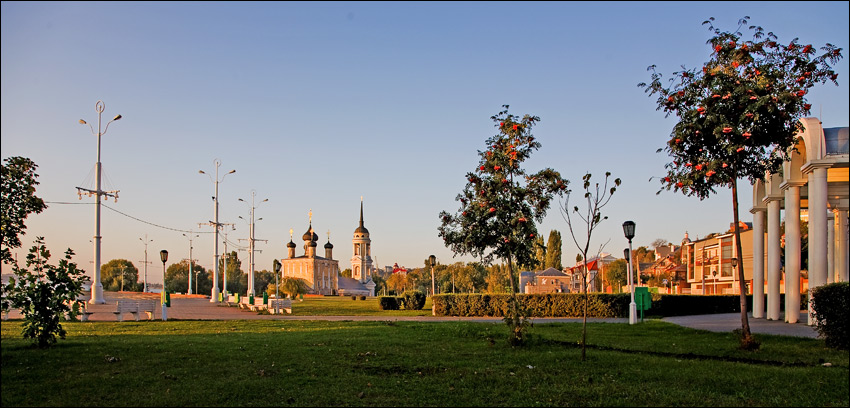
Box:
[351,295,357,300]
[6,238,88,348]
[359,295,366,301]
[402,290,426,310]
[811,282,849,350]
[378,296,399,310]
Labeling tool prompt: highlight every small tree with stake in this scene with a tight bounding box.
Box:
[639,16,842,349]
[439,105,568,345]
[561,172,620,361]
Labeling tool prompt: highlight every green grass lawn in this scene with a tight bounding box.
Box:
[2,319,847,407]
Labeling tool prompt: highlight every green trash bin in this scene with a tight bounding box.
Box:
[249,293,254,305]
[235,293,240,304]
[262,292,268,305]
[635,287,651,322]
[165,291,171,307]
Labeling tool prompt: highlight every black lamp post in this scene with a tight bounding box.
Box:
[160,250,168,321]
[731,257,739,294]
[273,259,281,314]
[622,221,636,325]
[623,248,630,294]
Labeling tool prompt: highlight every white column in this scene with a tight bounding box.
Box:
[783,185,801,324]
[766,199,782,320]
[827,211,835,284]
[838,209,849,283]
[751,209,765,318]
[806,165,828,325]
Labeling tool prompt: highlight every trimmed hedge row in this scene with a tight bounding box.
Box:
[432,292,810,318]
[378,296,400,310]
[377,291,426,311]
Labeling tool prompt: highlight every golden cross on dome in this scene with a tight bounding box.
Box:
[289,228,293,240]
[309,209,312,223]
[327,230,331,241]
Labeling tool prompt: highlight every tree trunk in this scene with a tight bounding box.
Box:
[731,177,753,342]
[581,261,588,362]
[506,256,516,296]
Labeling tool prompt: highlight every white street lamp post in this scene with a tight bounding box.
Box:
[239,191,268,297]
[77,101,121,304]
[623,221,637,325]
[140,235,153,293]
[199,160,235,303]
[183,232,199,294]
[429,254,436,316]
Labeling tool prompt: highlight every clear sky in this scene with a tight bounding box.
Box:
[2,2,848,287]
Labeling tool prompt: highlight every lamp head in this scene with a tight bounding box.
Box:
[273,259,281,273]
[731,258,738,268]
[199,170,206,175]
[160,250,168,263]
[78,119,87,125]
[622,221,636,240]
[112,114,122,121]
[228,170,236,174]
[623,248,630,261]
[428,254,436,267]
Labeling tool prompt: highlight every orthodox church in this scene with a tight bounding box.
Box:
[278,202,376,296]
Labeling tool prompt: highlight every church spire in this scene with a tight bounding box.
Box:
[359,197,364,229]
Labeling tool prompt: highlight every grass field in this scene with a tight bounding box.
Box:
[2,319,847,407]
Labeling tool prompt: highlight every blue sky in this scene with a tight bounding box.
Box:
[2,1,848,286]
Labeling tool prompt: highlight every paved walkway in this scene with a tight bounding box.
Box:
[3,292,820,339]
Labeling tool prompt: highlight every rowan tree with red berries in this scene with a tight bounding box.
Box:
[438,106,568,344]
[639,16,843,349]
[439,106,569,292]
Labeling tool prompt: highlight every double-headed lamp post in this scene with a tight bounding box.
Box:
[77,101,121,304]
[160,250,168,321]
[183,232,199,295]
[273,259,282,314]
[623,221,637,325]
[239,192,268,296]
[199,160,235,303]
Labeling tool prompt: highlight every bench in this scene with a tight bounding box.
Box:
[247,298,268,312]
[113,299,157,321]
[64,297,94,321]
[268,298,292,314]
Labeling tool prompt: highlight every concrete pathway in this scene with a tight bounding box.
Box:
[3,291,820,339]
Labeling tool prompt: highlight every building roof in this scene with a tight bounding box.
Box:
[338,276,369,291]
[537,267,567,277]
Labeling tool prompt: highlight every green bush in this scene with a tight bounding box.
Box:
[401,290,426,310]
[5,238,88,348]
[351,295,357,300]
[378,296,399,310]
[359,295,366,301]
[811,282,849,350]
